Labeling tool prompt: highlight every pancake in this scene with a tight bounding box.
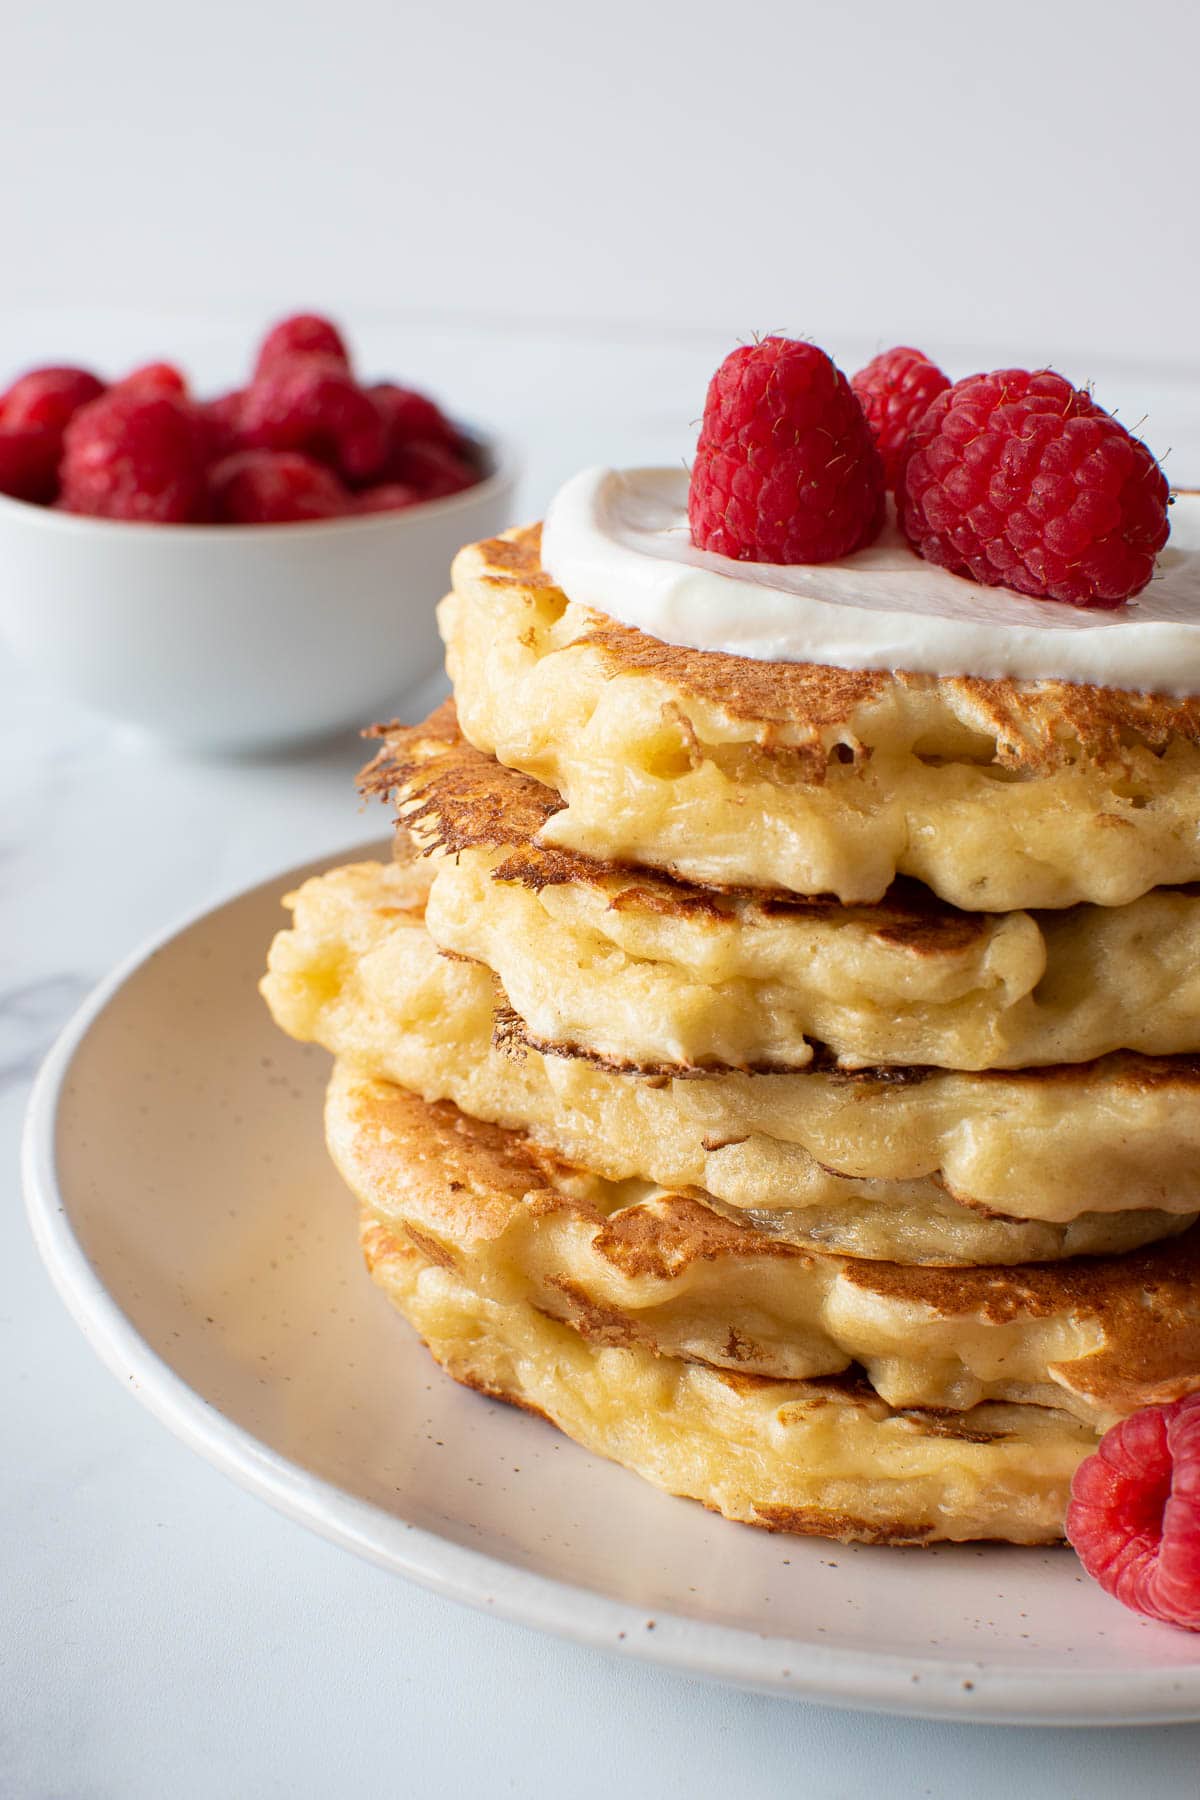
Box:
[364,706,1200,1073]
[331,1064,1200,1429]
[260,860,1199,1261]
[362,1216,1094,1544]
[440,524,1200,911]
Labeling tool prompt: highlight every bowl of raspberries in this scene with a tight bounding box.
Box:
[0,314,517,751]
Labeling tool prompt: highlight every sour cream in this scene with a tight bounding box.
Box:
[541,466,1200,693]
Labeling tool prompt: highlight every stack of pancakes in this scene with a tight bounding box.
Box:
[263,523,1200,1546]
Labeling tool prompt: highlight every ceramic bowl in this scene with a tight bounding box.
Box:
[0,428,517,752]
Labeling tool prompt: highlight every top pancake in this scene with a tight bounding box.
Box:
[440,524,1200,910]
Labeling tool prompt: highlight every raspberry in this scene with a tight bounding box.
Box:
[0,425,60,503]
[371,382,457,456]
[239,355,386,483]
[897,369,1169,607]
[1067,1395,1200,1629]
[850,346,950,488]
[254,314,349,376]
[688,337,884,563]
[209,450,348,524]
[355,481,419,514]
[2,365,105,436]
[386,437,477,499]
[200,388,245,460]
[118,362,188,397]
[0,366,107,502]
[60,390,209,523]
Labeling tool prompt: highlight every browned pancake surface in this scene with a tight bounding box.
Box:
[341,1072,1200,1422]
[459,523,1200,771]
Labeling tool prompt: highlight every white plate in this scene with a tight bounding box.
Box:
[23,846,1200,1725]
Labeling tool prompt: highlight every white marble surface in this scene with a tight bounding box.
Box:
[9,320,1200,1796]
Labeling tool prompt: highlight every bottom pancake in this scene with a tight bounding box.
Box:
[329,1064,1200,1429]
[361,1214,1094,1545]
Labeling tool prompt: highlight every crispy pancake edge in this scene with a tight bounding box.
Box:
[360,702,998,950]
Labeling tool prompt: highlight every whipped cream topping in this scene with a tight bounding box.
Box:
[540,467,1200,693]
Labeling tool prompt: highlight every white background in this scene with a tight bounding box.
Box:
[6,0,1199,378]
[7,3,1200,1795]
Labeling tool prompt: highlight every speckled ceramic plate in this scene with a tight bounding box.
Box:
[23,847,1200,1724]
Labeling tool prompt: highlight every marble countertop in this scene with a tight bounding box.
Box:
[8,319,1200,1797]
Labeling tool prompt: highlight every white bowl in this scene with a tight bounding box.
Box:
[0,429,518,752]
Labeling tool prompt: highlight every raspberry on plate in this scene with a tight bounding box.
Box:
[1067,1395,1200,1629]
[254,314,350,376]
[850,346,950,489]
[239,355,386,484]
[688,337,885,563]
[60,389,210,523]
[896,368,1170,607]
[209,450,348,524]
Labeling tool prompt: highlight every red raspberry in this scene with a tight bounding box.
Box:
[1067,1395,1200,1629]
[850,346,950,488]
[371,382,457,456]
[200,388,245,460]
[239,355,386,483]
[209,449,348,524]
[254,314,349,376]
[386,437,477,499]
[688,337,884,563]
[60,390,210,523]
[2,365,105,436]
[0,366,107,502]
[897,368,1169,607]
[118,362,188,397]
[355,481,419,514]
[0,425,60,503]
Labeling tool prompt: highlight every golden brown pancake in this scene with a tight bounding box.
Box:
[440,524,1200,910]
[260,860,1200,1263]
[331,1063,1200,1429]
[362,706,1200,1073]
[362,1215,1093,1545]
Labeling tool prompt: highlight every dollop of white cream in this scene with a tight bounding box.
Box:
[540,467,1200,693]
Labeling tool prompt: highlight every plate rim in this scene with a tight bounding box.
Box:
[21,842,1200,1727]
